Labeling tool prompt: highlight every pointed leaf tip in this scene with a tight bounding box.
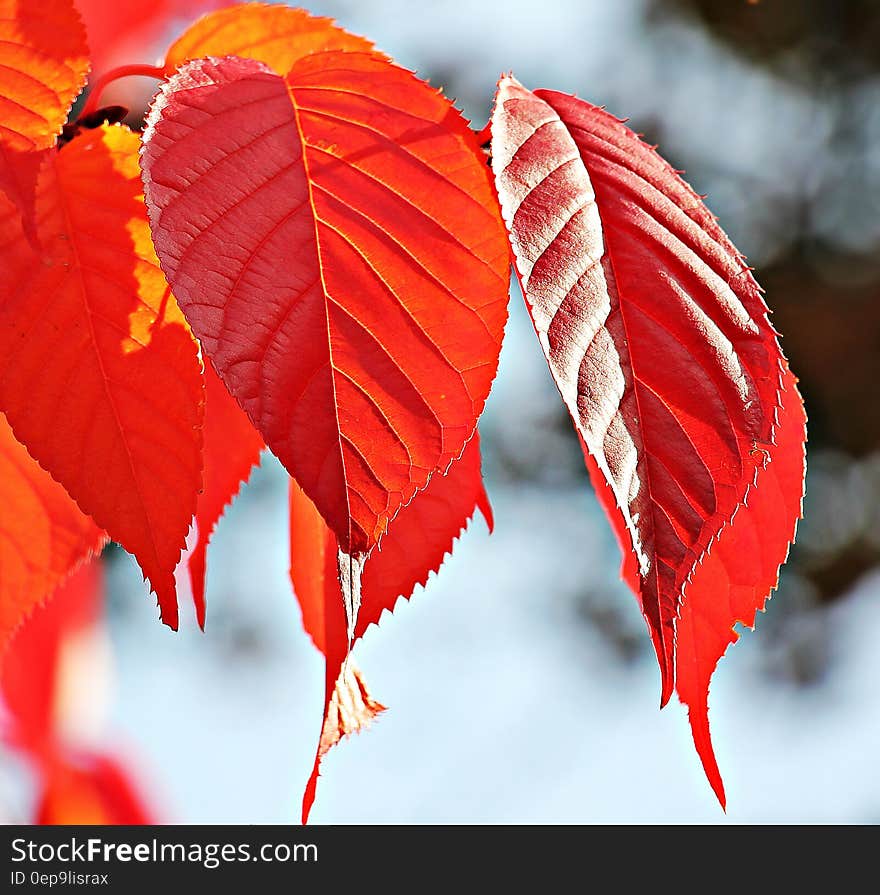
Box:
[675,363,805,807]
[291,435,492,819]
[184,363,263,629]
[301,661,385,824]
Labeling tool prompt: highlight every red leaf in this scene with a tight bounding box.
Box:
[141,53,508,572]
[0,145,46,246]
[75,0,226,76]
[675,364,806,808]
[290,433,491,822]
[0,413,105,661]
[357,433,492,640]
[0,125,204,628]
[0,0,90,234]
[187,362,263,629]
[36,749,155,824]
[1,559,101,755]
[1,556,155,823]
[491,77,787,704]
[164,2,378,75]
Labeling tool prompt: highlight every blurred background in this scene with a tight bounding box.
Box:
[2,0,879,823]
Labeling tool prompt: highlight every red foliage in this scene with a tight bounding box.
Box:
[0,0,89,236]
[0,414,105,659]
[141,52,509,563]
[2,561,154,823]
[0,1,808,821]
[675,363,805,807]
[290,434,491,822]
[491,77,798,712]
[0,126,203,628]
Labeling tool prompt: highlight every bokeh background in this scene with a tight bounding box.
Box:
[2,0,879,823]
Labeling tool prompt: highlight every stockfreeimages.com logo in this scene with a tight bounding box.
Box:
[11,837,318,871]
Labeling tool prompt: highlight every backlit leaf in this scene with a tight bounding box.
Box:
[142,53,509,571]
[291,433,491,822]
[675,363,806,808]
[165,2,378,75]
[0,0,89,152]
[0,412,105,660]
[491,77,788,704]
[0,0,89,233]
[0,125,203,629]
[357,433,492,641]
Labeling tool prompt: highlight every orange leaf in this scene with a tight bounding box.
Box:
[0,0,89,152]
[164,2,378,75]
[0,125,203,628]
[187,361,263,629]
[142,54,509,582]
[0,412,105,661]
[0,0,89,235]
[290,434,491,822]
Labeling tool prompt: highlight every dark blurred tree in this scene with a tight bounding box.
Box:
[651,0,880,83]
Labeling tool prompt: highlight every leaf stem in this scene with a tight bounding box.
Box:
[80,64,167,119]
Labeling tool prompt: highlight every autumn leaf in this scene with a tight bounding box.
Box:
[357,433,493,641]
[0,146,46,246]
[291,434,492,822]
[165,2,379,75]
[141,52,509,579]
[0,0,89,151]
[35,749,155,824]
[491,77,789,704]
[0,0,90,237]
[187,362,263,629]
[0,124,203,629]
[1,557,154,823]
[0,412,105,661]
[1,559,101,756]
[675,363,806,808]
[289,478,385,826]
[0,0,815,821]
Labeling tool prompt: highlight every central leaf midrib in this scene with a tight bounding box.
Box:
[287,82,353,549]
[53,147,166,579]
